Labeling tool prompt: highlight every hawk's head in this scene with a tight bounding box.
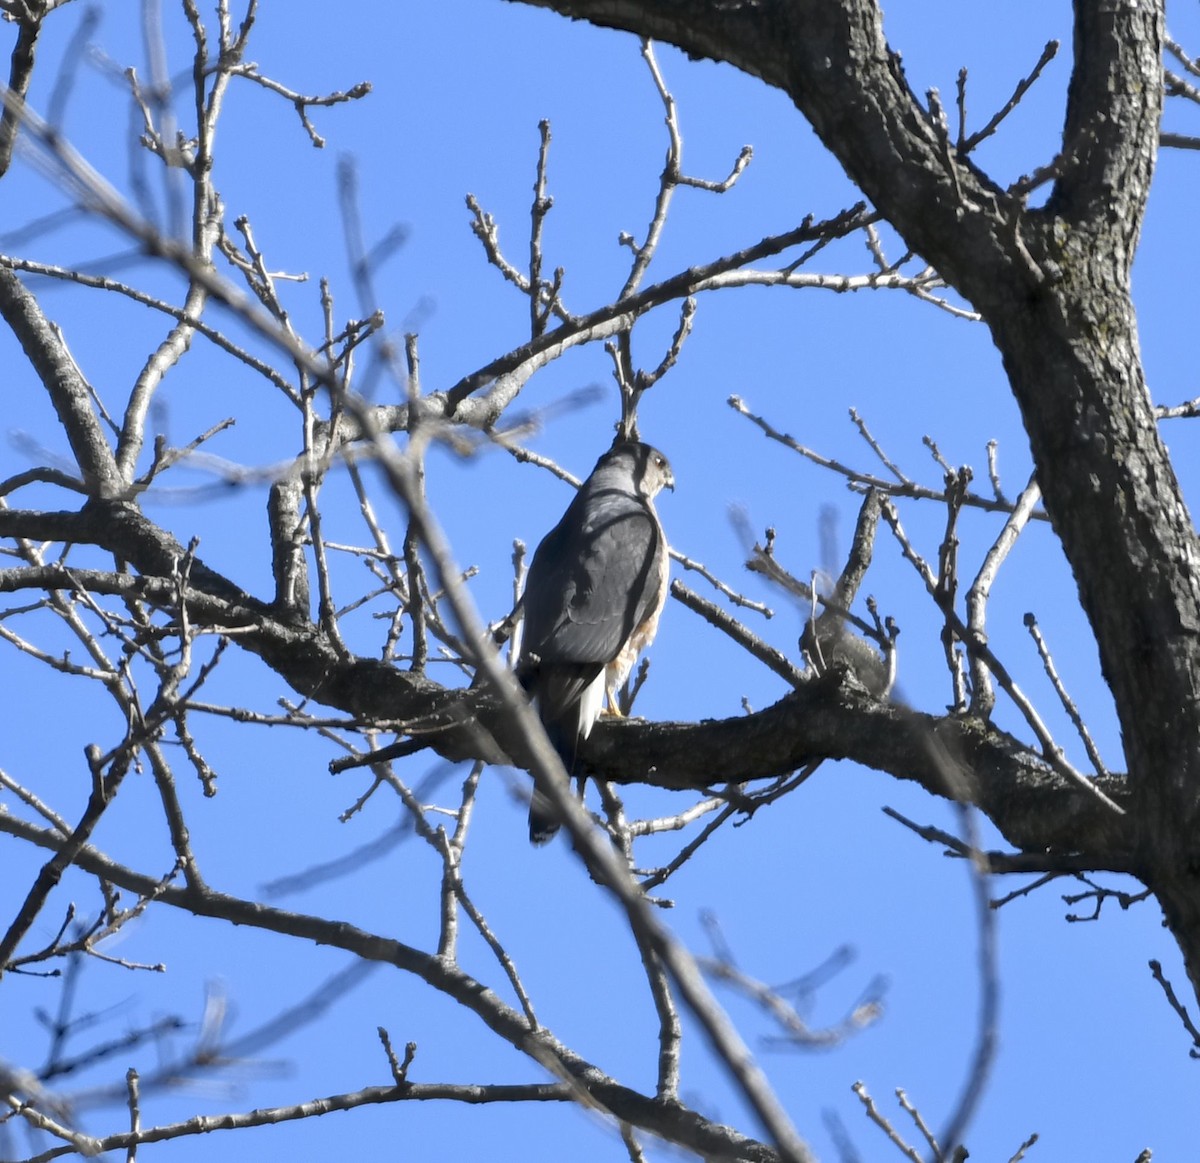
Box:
[601,441,675,500]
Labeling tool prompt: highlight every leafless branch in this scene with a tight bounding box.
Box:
[730,397,1047,519]
[1149,959,1200,1058]
[879,498,1124,816]
[958,40,1060,153]
[1023,613,1110,778]
[227,64,371,148]
[671,580,803,686]
[965,473,1041,717]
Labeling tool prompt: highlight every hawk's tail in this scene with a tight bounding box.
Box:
[528,789,560,845]
[528,720,580,844]
[523,665,602,844]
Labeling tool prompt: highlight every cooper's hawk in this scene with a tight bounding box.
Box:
[517,440,674,843]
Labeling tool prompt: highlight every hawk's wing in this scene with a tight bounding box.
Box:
[521,486,664,698]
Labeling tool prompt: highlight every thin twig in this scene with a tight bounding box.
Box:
[851,1082,923,1163]
[1149,959,1200,1057]
[1024,613,1110,778]
[879,498,1124,816]
[226,64,371,148]
[1005,1132,1039,1163]
[730,397,1046,519]
[959,40,1060,153]
[965,473,1041,717]
[671,580,803,686]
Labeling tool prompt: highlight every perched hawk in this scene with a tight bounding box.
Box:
[517,441,674,843]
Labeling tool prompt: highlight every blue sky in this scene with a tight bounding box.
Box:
[3,2,1200,1160]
